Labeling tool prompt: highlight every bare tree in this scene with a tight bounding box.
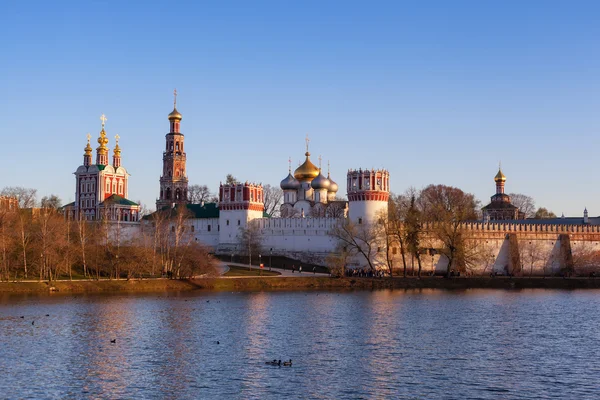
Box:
[263,184,283,217]
[239,223,263,268]
[534,207,557,219]
[1,187,37,208]
[330,219,378,271]
[419,184,480,277]
[508,193,535,218]
[520,240,546,277]
[188,184,214,204]
[405,195,423,278]
[40,194,62,210]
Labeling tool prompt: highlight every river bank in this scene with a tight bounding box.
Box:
[1,276,600,294]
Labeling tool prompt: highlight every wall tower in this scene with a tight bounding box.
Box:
[218,182,265,248]
[347,168,390,224]
[156,90,189,210]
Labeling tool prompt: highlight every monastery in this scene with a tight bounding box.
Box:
[65,93,600,275]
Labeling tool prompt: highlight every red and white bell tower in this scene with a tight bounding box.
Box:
[156,90,189,210]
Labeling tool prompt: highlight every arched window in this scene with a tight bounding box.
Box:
[175,188,181,200]
[166,188,172,200]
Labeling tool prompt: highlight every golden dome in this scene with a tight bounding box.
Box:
[96,128,109,154]
[494,169,506,182]
[294,152,320,181]
[168,107,182,120]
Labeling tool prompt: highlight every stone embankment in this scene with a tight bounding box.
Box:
[2,276,600,294]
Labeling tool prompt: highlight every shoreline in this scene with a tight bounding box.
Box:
[1,276,600,294]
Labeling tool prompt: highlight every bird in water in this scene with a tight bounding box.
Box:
[283,359,292,366]
[265,359,281,366]
[110,339,116,344]
[31,321,34,326]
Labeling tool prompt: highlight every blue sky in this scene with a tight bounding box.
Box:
[1,1,598,215]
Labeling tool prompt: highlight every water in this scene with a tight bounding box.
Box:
[1,289,599,399]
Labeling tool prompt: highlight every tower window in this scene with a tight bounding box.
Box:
[176,142,179,151]
[226,220,229,226]
[191,225,195,232]
[208,225,211,232]
[238,220,241,226]
[358,218,363,224]
[171,226,175,232]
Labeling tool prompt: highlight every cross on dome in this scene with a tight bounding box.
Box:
[115,134,120,144]
[288,157,292,173]
[173,89,177,107]
[86,133,91,143]
[318,155,322,170]
[100,114,107,128]
[305,134,310,153]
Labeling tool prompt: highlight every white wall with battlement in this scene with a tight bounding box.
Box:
[251,217,339,254]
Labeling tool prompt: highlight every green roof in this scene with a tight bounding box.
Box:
[186,203,220,218]
[102,194,139,206]
[146,202,220,220]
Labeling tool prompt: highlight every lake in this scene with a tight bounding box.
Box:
[1,289,599,399]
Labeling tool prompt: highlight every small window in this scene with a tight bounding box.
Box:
[171,226,175,232]
[208,225,211,232]
[191,225,195,232]
[226,220,229,226]
[358,218,363,224]
[237,220,241,226]
[392,247,397,255]
[218,225,220,231]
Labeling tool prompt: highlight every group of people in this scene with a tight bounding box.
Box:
[345,268,386,278]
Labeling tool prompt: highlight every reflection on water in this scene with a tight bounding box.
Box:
[1,290,600,399]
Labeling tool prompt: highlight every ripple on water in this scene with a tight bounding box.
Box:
[1,290,600,399]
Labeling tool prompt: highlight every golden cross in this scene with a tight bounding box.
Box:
[115,134,120,144]
[327,160,330,175]
[288,157,292,172]
[305,134,310,152]
[318,155,322,169]
[100,114,107,128]
[86,133,91,143]
[174,89,177,107]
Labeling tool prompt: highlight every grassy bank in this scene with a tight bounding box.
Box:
[2,276,600,294]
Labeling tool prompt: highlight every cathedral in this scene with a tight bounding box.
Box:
[279,137,346,218]
[64,115,140,222]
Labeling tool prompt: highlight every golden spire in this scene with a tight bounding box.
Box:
[113,134,121,156]
[168,89,182,120]
[84,133,92,156]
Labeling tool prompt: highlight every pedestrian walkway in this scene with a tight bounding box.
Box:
[220,262,329,278]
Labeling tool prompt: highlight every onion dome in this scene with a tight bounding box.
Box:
[280,173,301,190]
[311,170,331,190]
[96,128,109,154]
[494,168,506,182]
[328,173,338,193]
[168,108,182,121]
[294,152,320,181]
[84,136,93,157]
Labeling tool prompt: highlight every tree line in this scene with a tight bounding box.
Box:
[0,187,215,281]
